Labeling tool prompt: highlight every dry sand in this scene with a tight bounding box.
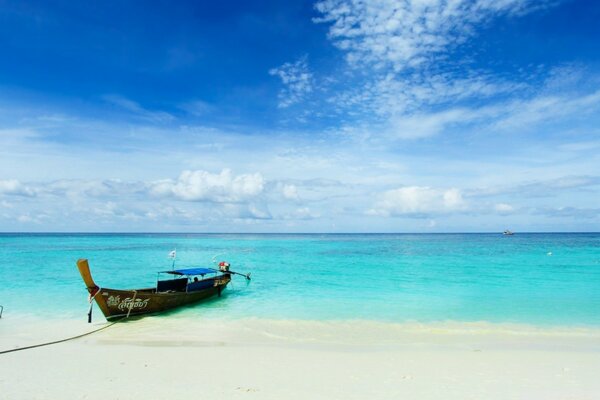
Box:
[1,317,599,400]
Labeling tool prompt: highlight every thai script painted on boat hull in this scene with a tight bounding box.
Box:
[106,295,150,311]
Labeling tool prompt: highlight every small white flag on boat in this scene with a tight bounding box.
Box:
[169,250,177,259]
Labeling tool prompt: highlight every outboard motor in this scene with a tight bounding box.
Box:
[218,261,230,272]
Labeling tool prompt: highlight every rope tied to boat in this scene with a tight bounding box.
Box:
[0,318,124,356]
[0,289,127,356]
[87,286,102,323]
[126,290,138,319]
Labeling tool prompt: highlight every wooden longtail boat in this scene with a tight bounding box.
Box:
[77,258,248,322]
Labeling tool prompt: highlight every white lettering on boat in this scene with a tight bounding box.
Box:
[117,297,149,311]
[107,295,120,307]
[106,295,150,311]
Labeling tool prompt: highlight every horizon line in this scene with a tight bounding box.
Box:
[0,231,598,235]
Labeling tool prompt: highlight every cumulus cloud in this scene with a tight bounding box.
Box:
[269,56,314,108]
[0,169,274,227]
[368,186,467,217]
[149,169,265,203]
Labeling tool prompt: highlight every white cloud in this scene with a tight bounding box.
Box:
[534,206,600,219]
[368,186,467,217]
[269,56,314,108]
[179,100,215,116]
[144,205,197,221]
[1,84,598,232]
[343,80,600,140]
[490,90,600,132]
[17,215,35,223]
[558,139,600,153]
[331,71,527,118]
[314,0,549,72]
[222,203,272,220]
[386,108,469,139]
[443,188,464,209]
[247,204,272,219]
[311,0,597,145]
[15,212,49,224]
[150,169,265,203]
[103,94,174,123]
[494,203,514,213]
[470,175,600,198]
[0,179,36,197]
[282,184,300,200]
[284,207,320,220]
[90,201,120,217]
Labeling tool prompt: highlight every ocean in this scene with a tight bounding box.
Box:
[0,233,599,327]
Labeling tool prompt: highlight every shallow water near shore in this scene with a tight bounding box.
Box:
[0,233,599,327]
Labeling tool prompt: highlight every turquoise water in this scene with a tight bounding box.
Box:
[0,233,599,326]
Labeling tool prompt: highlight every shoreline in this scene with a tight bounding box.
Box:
[3,315,600,347]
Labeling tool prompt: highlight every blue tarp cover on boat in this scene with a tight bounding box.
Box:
[164,267,216,276]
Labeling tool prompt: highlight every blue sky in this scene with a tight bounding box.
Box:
[0,0,599,232]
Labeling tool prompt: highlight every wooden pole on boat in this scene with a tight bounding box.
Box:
[77,259,99,323]
[77,259,98,290]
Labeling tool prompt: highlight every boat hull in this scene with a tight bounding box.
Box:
[93,280,230,321]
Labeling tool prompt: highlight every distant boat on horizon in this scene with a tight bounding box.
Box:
[503,230,514,235]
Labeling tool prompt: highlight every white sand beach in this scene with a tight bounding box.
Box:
[1,317,600,400]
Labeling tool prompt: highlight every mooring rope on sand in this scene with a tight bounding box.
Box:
[0,319,122,355]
